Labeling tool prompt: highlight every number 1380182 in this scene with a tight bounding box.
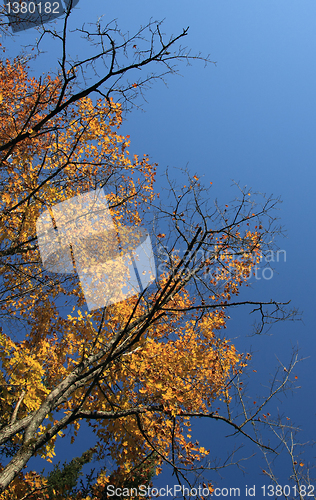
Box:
[5,2,61,14]
[262,484,315,496]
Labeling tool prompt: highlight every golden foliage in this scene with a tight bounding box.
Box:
[0,50,262,498]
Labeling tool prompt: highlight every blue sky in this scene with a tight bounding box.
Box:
[4,0,316,494]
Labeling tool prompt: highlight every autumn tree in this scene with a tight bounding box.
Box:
[0,11,309,500]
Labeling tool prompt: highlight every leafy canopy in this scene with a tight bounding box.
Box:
[0,42,286,500]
